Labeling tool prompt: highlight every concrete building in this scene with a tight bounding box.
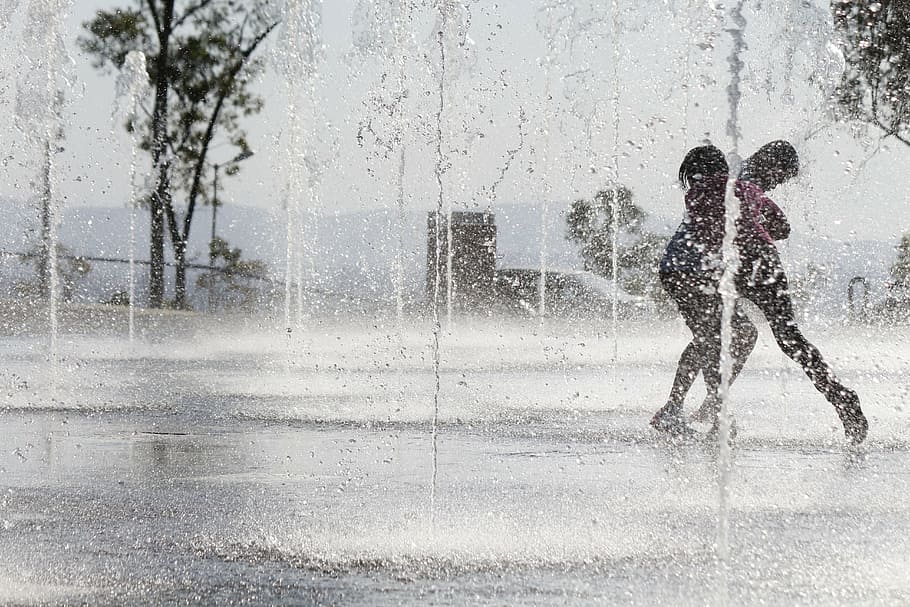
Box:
[426,211,496,310]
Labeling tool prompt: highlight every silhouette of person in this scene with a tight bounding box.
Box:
[652,141,868,444]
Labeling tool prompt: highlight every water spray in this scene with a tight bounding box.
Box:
[16,0,73,370]
[114,50,149,342]
[609,0,622,364]
[276,0,322,330]
[430,0,451,530]
[717,0,747,596]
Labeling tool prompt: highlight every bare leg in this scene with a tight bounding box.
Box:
[654,271,740,435]
[667,341,702,410]
[738,249,868,443]
[692,304,757,421]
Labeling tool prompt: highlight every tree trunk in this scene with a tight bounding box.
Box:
[163,190,188,309]
[149,162,167,307]
[147,0,175,308]
[168,23,277,310]
[174,235,187,308]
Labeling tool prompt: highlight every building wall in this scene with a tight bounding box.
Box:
[426,211,496,310]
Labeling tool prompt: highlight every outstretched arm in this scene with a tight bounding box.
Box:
[759,197,791,240]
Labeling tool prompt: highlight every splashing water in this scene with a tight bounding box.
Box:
[275,0,322,329]
[430,0,449,530]
[350,0,417,321]
[535,1,559,320]
[717,0,746,599]
[609,0,622,363]
[391,2,413,322]
[113,50,149,342]
[15,0,73,369]
[0,1,19,38]
[3,3,910,604]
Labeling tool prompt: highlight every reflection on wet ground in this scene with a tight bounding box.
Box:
[2,319,909,605]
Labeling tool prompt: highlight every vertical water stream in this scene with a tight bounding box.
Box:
[717,0,747,600]
[114,50,149,342]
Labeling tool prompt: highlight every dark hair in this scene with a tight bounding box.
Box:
[741,140,799,190]
[678,145,728,190]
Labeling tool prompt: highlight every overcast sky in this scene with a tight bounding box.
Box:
[2,0,909,247]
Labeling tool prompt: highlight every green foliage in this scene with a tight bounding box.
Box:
[566,186,639,276]
[78,1,279,307]
[617,231,665,301]
[565,185,663,299]
[78,2,274,205]
[833,0,910,146]
[891,233,910,287]
[79,9,151,72]
[15,244,92,303]
[197,237,269,311]
[107,291,130,306]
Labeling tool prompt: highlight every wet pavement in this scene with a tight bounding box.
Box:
[2,317,909,605]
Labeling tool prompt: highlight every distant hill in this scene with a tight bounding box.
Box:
[0,198,586,304]
[0,196,900,310]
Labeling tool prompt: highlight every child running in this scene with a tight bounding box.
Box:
[654,143,790,427]
[651,142,868,444]
[650,145,759,437]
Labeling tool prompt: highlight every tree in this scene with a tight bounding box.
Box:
[566,186,640,276]
[891,233,910,288]
[617,232,665,301]
[79,1,278,308]
[832,0,910,146]
[565,185,663,299]
[196,237,270,311]
[16,244,92,303]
